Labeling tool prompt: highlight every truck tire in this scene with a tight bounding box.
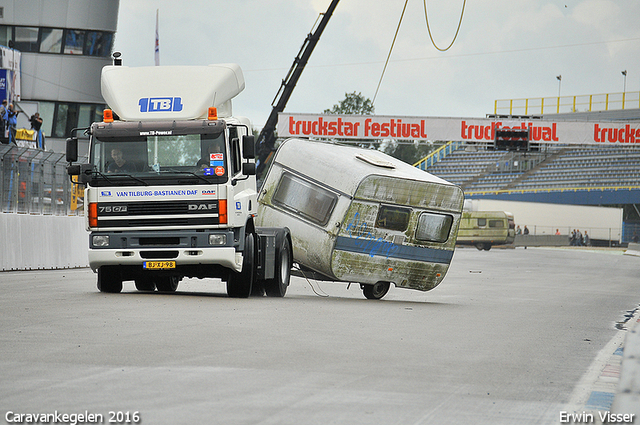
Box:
[227,232,255,298]
[135,276,156,291]
[251,279,265,297]
[155,276,179,292]
[97,266,123,293]
[264,235,291,297]
[362,281,390,300]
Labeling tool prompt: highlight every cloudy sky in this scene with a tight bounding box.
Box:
[113,0,640,130]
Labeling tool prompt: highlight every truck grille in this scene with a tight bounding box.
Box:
[96,200,220,228]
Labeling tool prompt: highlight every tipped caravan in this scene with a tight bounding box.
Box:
[256,138,465,299]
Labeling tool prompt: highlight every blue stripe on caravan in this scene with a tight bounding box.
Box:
[334,236,453,264]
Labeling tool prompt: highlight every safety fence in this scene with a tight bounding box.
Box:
[0,144,85,215]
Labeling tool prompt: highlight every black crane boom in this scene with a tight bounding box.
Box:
[256,0,340,177]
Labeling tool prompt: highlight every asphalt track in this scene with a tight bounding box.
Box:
[1,247,639,425]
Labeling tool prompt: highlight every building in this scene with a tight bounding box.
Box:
[0,0,119,153]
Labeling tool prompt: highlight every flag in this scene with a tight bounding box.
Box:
[154,9,160,66]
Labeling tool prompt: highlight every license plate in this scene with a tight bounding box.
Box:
[144,261,176,270]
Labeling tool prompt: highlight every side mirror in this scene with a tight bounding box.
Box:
[67,164,81,176]
[242,162,256,176]
[66,137,78,163]
[67,163,93,184]
[242,135,255,159]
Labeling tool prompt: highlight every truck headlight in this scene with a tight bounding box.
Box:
[93,235,110,247]
[209,234,226,246]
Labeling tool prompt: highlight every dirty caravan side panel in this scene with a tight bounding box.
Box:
[256,161,351,280]
[331,175,464,292]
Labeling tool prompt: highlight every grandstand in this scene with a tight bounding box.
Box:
[426,144,640,194]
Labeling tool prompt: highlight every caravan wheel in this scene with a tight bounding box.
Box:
[362,281,390,300]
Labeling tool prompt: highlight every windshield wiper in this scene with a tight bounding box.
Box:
[163,169,212,184]
[97,171,149,186]
[89,170,115,184]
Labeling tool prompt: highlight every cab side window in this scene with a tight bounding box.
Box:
[228,127,242,175]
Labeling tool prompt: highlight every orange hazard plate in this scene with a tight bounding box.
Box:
[144,261,176,270]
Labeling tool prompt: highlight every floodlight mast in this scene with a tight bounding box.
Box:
[256,0,340,179]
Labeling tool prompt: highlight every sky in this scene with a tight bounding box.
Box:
[113,0,640,131]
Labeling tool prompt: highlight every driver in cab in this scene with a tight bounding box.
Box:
[107,148,137,173]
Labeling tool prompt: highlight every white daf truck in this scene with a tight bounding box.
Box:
[66,61,292,298]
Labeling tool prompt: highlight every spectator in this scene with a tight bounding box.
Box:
[523,225,529,235]
[0,100,7,143]
[6,103,18,144]
[583,231,590,247]
[30,112,45,149]
[555,229,560,235]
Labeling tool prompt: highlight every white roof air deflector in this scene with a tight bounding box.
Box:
[101,64,245,121]
[355,153,396,169]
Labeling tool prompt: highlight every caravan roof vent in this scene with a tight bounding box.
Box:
[355,153,396,169]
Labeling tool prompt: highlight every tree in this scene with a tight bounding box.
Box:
[323,92,435,165]
[381,140,435,166]
[324,91,375,115]
[324,92,376,149]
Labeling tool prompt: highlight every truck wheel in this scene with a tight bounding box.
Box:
[155,276,179,292]
[97,266,123,293]
[251,279,265,297]
[227,233,255,298]
[362,281,390,300]
[264,236,291,297]
[135,276,156,291]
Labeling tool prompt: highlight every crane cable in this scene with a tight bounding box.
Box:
[373,0,409,104]
[373,0,467,105]
[424,0,467,52]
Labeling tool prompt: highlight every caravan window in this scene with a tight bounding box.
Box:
[489,219,504,228]
[273,173,337,226]
[376,205,410,231]
[416,212,453,243]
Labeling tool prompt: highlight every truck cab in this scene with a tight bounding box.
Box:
[67,62,291,298]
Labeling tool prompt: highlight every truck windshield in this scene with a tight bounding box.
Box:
[90,132,227,186]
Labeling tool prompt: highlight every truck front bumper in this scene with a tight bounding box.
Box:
[88,229,244,273]
[88,247,242,273]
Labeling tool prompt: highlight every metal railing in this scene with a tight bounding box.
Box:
[494,91,640,116]
[414,140,461,170]
[1,144,85,215]
[464,184,640,197]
